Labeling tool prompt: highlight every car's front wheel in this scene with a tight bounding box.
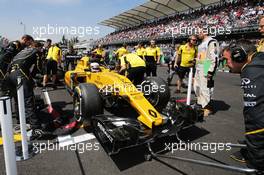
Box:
[73,83,103,127]
[141,77,170,112]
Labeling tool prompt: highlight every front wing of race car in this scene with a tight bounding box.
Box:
[91,98,204,155]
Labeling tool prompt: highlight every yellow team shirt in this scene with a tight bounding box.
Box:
[47,46,62,62]
[257,39,264,52]
[78,56,90,67]
[115,47,129,58]
[144,46,160,61]
[178,44,197,67]
[82,56,90,62]
[120,53,146,68]
[93,48,104,56]
[136,47,145,57]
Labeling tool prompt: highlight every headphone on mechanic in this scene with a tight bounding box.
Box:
[228,42,248,63]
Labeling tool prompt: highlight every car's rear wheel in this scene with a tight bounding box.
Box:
[73,83,103,128]
[141,77,170,112]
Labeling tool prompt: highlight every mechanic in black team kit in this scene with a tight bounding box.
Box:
[223,39,264,173]
[0,35,34,96]
[6,41,49,138]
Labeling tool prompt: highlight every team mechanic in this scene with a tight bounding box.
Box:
[118,53,146,85]
[114,44,129,59]
[136,43,145,59]
[174,35,197,93]
[92,44,104,58]
[92,44,105,62]
[144,40,160,77]
[6,41,48,137]
[0,35,34,96]
[223,40,264,172]
[42,43,62,89]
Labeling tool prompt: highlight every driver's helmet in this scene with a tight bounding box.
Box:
[90,62,101,72]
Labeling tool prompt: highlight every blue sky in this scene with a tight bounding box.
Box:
[0,0,146,42]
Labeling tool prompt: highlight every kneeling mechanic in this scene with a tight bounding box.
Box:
[118,53,146,85]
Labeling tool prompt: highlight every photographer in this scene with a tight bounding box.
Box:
[223,40,264,172]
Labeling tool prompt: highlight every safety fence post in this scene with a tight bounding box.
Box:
[0,96,18,175]
[186,67,193,105]
[16,76,34,161]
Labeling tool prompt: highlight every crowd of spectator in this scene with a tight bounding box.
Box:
[97,0,263,44]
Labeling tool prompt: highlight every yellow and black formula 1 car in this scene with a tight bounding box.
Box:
[63,58,260,175]
[64,57,203,155]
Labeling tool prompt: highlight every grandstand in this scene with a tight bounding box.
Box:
[97,0,262,45]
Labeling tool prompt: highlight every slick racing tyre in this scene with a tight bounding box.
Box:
[73,83,103,126]
[141,77,170,112]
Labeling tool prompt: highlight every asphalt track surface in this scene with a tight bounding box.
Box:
[0,66,247,175]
